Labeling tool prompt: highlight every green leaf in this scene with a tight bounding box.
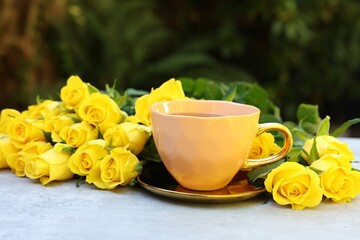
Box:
[42,130,53,144]
[125,88,149,97]
[231,81,252,102]
[247,159,285,185]
[231,82,279,117]
[135,162,143,173]
[113,93,128,108]
[297,104,320,123]
[36,95,44,104]
[179,77,195,94]
[301,148,310,159]
[243,84,270,112]
[97,126,104,140]
[180,78,224,100]
[105,79,117,93]
[259,113,282,124]
[283,121,297,130]
[223,85,237,101]
[272,105,282,121]
[308,166,324,175]
[87,83,100,94]
[202,80,223,100]
[129,178,138,187]
[331,118,360,137]
[62,146,76,155]
[317,116,330,136]
[287,127,312,147]
[297,104,321,134]
[192,78,207,98]
[68,115,81,123]
[76,176,86,188]
[286,147,302,162]
[105,79,122,100]
[308,137,319,164]
[138,136,162,163]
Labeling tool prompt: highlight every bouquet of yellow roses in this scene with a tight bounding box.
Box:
[0,76,187,188]
[0,75,359,210]
[248,105,360,209]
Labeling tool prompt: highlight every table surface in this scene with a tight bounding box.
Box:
[1,137,360,240]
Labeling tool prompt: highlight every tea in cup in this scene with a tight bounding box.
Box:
[150,99,293,191]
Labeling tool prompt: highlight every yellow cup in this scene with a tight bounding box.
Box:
[150,99,293,191]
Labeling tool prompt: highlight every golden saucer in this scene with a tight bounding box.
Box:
[137,163,266,203]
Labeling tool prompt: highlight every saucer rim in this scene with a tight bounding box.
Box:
[137,174,266,203]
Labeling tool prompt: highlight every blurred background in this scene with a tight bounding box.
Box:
[1,0,359,136]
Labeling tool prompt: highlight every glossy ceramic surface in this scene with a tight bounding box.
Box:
[150,100,292,191]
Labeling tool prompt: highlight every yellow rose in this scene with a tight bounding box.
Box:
[249,132,281,159]
[5,150,25,176]
[86,147,140,189]
[302,135,354,164]
[134,94,151,126]
[0,135,19,169]
[148,78,186,102]
[60,75,90,110]
[24,143,74,185]
[6,117,46,148]
[59,121,98,148]
[320,166,360,203]
[0,136,10,168]
[7,141,52,177]
[134,78,186,126]
[68,139,108,176]
[264,162,323,210]
[0,109,21,134]
[310,154,352,172]
[125,115,141,124]
[22,100,60,119]
[103,122,151,155]
[77,92,124,125]
[42,114,77,143]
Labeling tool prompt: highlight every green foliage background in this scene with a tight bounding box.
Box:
[1,0,360,135]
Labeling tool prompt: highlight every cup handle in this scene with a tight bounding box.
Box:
[242,122,293,170]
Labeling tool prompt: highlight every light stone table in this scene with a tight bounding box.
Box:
[1,138,360,240]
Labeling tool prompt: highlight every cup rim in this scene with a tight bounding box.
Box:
[150,99,260,119]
